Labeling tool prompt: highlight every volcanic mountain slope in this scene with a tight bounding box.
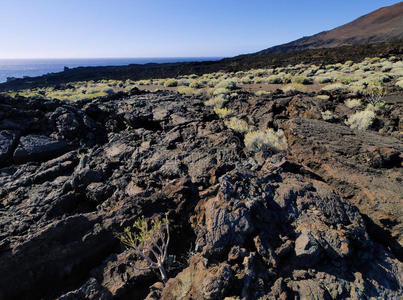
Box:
[257,2,403,55]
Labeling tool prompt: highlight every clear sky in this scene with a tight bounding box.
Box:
[0,0,400,59]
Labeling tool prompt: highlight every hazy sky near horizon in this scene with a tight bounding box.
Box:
[0,0,400,59]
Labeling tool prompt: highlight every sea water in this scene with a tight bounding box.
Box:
[0,57,221,83]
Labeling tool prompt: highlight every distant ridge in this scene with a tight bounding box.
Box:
[257,2,403,55]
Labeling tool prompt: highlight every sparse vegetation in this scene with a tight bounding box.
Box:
[321,83,345,92]
[164,79,178,87]
[345,105,376,130]
[205,95,227,107]
[255,90,271,97]
[214,107,234,118]
[282,83,307,93]
[291,76,312,85]
[119,214,170,282]
[176,86,203,96]
[396,79,403,89]
[266,75,283,84]
[215,79,237,90]
[224,117,251,133]
[316,95,330,100]
[345,98,362,109]
[244,129,288,152]
[321,110,337,121]
[363,82,387,105]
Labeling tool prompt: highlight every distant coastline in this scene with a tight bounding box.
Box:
[0,57,222,83]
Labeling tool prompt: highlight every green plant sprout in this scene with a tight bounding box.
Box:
[119,214,170,282]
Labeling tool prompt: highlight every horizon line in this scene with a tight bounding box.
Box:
[0,56,225,60]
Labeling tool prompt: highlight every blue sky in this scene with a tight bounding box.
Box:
[0,0,400,58]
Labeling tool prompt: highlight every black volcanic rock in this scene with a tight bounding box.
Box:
[0,91,402,299]
[0,130,18,167]
[13,135,70,164]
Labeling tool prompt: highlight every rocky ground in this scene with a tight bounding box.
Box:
[0,87,402,299]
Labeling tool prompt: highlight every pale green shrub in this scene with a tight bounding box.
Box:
[250,69,268,77]
[216,79,237,90]
[189,80,202,88]
[205,95,227,107]
[213,88,231,96]
[345,105,376,130]
[390,68,403,77]
[366,73,391,84]
[281,83,307,93]
[178,79,190,86]
[344,99,362,109]
[87,87,102,94]
[338,76,356,84]
[280,74,291,84]
[244,129,287,152]
[207,78,220,87]
[224,117,251,133]
[316,95,330,100]
[291,76,313,85]
[321,83,345,92]
[240,76,253,84]
[214,107,234,118]
[321,110,337,121]
[315,76,333,84]
[164,79,178,87]
[255,90,271,97]
[395,78,403,89]
[266,75,283,84]
[176,86,203,96]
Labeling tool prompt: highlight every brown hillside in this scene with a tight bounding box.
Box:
[258,2,403,54]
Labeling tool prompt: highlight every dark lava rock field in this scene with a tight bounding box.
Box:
[0,88,402,299]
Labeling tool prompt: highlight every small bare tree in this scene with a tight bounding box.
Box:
[119,214,170,282]
[364,81,387,106]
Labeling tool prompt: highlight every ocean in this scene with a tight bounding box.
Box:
[0,57,221,83]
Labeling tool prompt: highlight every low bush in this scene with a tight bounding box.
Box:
[321,83,345,92]
[345,105,376,130]
[213,88,231,96]
[321,110,337,121]
[281,83,307,93]
[176,86,203,96]
[363,82,387,105]
[255,90,271,97]
[316,95,330,100]
[164,79,178,87]
[224,117,251,133]
[215,79,237,90]
[240,76,253,84]
[344,99,362,109]
[119,214,170,282]
[214,107,234,118]
[291,76,313,85]
[266,75,283,84]
[205,95,227,107]
[315,76,333,84]
[244,129,287,152]
[189,80,202,88]
[395,78,403,89]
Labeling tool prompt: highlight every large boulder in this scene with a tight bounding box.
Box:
[13,135,70,164]
[0,130,18,167]
[283,118,403,256]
